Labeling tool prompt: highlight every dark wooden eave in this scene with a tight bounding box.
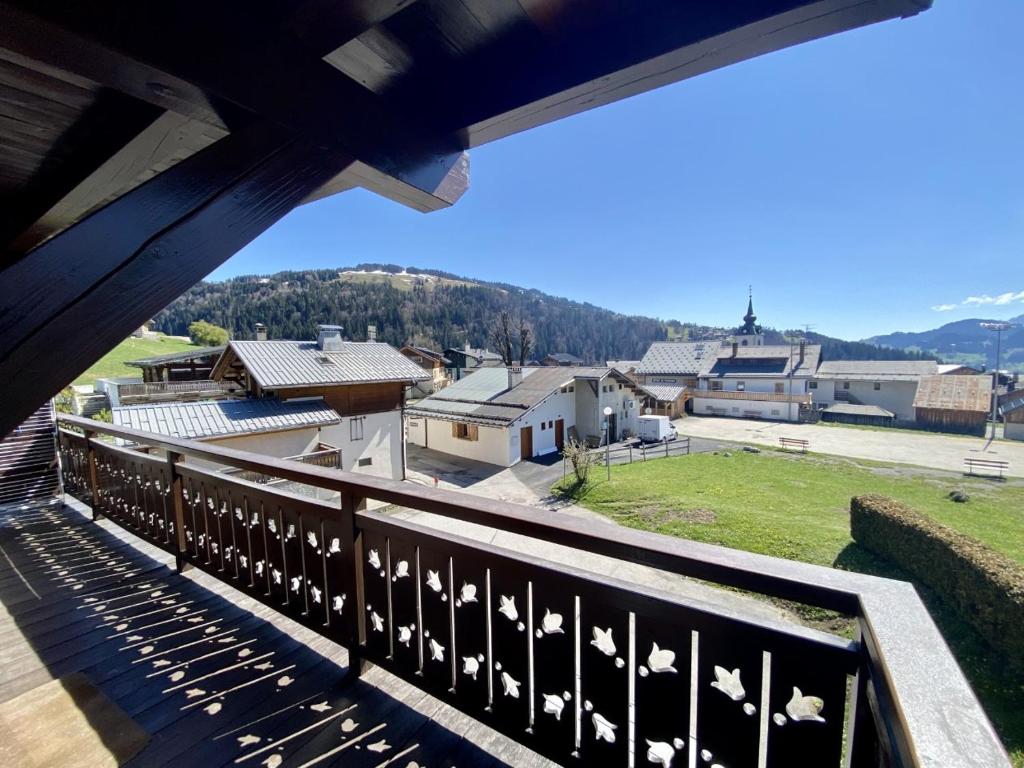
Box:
[0,0,931,437]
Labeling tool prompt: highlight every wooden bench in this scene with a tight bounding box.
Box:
[779,437,809,454]
[964,457,1009,479]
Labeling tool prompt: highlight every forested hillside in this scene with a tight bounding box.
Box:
[152,265,936,364]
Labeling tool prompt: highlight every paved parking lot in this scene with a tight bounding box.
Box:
[674,416,1024,477]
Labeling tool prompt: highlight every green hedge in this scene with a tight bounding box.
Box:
[851,494,1024,665]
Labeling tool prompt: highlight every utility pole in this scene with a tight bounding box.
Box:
[981,322,1015,439]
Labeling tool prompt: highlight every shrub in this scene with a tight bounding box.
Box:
[188,320,229,346]
[562,438,595,487]
[851,494,1024,666]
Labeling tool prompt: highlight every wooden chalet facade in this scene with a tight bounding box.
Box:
[399,345,451,396]
[913,375,991,436]
[0,2,1010,768]
[206,326,428,481]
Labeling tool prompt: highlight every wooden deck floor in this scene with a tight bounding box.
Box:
[0,501,549,767]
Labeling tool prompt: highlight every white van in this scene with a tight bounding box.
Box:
[638,415,677,443]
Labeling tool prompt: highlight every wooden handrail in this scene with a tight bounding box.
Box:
[55,414,1011,768]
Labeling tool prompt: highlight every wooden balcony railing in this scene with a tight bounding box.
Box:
[689,388,811,404]
[54,415,1008,768]
[114,379,239,398]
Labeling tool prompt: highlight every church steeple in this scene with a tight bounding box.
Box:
[739,286,760,336]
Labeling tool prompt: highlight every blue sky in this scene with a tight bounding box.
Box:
[211,0,1023,341]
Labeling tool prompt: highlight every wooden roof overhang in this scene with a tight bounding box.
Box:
[0,0,932,437]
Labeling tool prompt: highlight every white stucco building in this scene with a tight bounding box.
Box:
[693,342,820,422]
[812,360,938,424]
[406,366,644,466]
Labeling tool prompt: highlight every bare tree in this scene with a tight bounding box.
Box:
[516,315,533,365]
[490,311,514,365]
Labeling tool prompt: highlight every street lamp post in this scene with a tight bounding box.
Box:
[603,406,614,480]
[981,322,1015,439]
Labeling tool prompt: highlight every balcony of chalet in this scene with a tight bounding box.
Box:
[0,0,1009,766]
[0,409,1006,768]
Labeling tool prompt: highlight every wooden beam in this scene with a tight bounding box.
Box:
[0,123,352,437]
[6,111,224,255]
[0,87,165,258]
[0,1,468,212]
[385,0,932,147]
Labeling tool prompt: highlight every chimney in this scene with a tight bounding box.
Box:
[367,324,377,342]
[799,340,806,364]
[507,366,523,390]
[464,342,471,353]
[254,322,267,342]
[731,341,738,357]
[317,324,344,351]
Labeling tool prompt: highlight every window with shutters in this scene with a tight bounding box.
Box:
[453,423,479,441]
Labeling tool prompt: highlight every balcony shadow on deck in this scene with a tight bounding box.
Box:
[0,500,533,767]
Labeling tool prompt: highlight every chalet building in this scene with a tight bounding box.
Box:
[407,366,643,466]
[125,345,226,382]
[443,344,504,380]
[913,375,991,436]
[812,360,938,424]
[634,342,715,417]
[694,341,821,422]
[1000,389,1024,441]
[399,345,452,397]
[606,360,641,381]
[543,352,584,367]
[0,3,1006,766]
[113,398,341,458]
[202,325,429,480]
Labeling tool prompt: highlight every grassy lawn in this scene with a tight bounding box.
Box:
[555,450,1024,565]
[554,450,1024,765]
[72,335,197,386]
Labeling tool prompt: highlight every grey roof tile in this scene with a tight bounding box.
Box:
[637,342,714,375]
[112,398,339,440]
[408,366,632,425]
[816,360,937,381]
[228,340,429,388]
[822,403,895,418]
[640,384,687,402]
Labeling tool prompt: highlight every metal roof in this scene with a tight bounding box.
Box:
[408,366,630,426]
[701,345,821,379]
[544,352,583,364]
[124,345,225,367]
[637,342,714,375]
[998,390,1024,416]
[913,375,991,413]
[640,384,687,402]
[401,346,452,366]
[112,398,340,440]
[607,360,641,374]
[223,340,429,389]
[816,360,937,381]
[823,403,895,418]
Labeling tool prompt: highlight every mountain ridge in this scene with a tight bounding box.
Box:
[866,314,1024,372]
[152,264,938,365]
